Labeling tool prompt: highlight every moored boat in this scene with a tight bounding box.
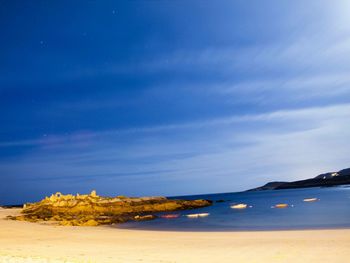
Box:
[198,213,209,217]
[160,214,180,219]
[230,203,248,209]
[303,198,319,202]
[186,213,210,218]
[273,203,288,208]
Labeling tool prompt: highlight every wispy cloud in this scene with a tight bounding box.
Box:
[1,102,349,203]
[1,103,350,148]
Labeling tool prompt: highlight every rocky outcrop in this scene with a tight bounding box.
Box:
[8,191,212,226]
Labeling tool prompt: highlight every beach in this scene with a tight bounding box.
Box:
[1,208,349,263]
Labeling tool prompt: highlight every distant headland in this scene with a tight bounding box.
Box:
[248,168,350,191]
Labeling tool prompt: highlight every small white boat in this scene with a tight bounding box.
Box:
[186,213,209,218]
[303,198,319,202]
[198,213,209,217]
[186,214,198,218]
[231,203,248,209]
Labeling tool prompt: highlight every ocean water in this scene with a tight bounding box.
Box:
[118,186,350,231]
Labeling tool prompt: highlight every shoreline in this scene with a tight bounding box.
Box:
[115,224,350,232]
[1,208,350,263]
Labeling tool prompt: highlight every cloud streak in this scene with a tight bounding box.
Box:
[1,102,350,148]
[1,101,349,204]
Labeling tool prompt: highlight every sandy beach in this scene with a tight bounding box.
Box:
[0,208,349,263]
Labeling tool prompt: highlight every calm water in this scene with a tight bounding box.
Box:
[118,186,350,231]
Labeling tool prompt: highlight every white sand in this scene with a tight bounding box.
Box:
[1,208,349,263]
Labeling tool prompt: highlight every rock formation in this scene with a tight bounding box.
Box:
[8,190,212,226]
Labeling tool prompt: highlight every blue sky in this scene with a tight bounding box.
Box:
[1,1,350,204]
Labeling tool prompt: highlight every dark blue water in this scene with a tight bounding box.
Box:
[118,186,350,231]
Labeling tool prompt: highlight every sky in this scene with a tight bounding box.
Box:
[1,0,350,204]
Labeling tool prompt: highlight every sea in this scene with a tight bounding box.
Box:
[118,186,350,231]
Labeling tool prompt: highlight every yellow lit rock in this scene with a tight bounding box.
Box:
[82,219,99,226]
[9,191,212,226]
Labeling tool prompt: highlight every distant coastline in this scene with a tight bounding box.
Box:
[248,168,350,191]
